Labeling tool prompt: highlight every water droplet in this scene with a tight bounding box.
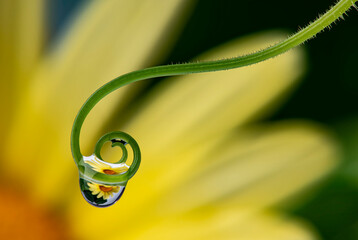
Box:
[79,178,126,207]
[79,154,129,207]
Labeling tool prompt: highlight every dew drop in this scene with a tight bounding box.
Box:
[79,154,130,207]
[79,178,126,207]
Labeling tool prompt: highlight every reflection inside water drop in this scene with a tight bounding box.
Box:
[83,154,130,175]
[79,178,126,207]
[79,154,129,207]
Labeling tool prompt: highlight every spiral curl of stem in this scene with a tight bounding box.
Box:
[71,0,357,185]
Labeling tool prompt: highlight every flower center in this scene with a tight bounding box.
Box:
[103,169,116,175]
[99,185,113,192]
[0,186,71,239]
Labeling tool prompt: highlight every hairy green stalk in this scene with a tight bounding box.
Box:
[71,0,357,185]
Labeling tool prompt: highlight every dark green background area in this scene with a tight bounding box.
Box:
[169,0,358,124]
[50,0,358,239]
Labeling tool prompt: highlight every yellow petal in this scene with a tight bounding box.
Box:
[112,166,129,174]
[0,0,44,79]
[66,121,337,239]
[0,0,44,138]
[127,208,319,240]
[30,0,195,149]
[158,121,339,215]
[97,192,104,198]
[125,31,306,158]
[2,0,194,206]
[91,190,100,195]
[13,0,44,79]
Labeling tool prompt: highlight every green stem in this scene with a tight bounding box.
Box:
[71,0,357,184]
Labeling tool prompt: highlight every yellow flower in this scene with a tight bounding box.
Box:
[0,1,339,240]
[87,182,121,200]
[84,155,129,175]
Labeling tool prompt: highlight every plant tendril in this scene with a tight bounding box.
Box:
[71,0,357,185]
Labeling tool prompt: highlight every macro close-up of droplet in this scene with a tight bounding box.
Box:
[73,132,141,208]
[79,178,126,207]
[78,153,130,207]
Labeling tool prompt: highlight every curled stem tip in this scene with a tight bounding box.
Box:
[71,0,357,185]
